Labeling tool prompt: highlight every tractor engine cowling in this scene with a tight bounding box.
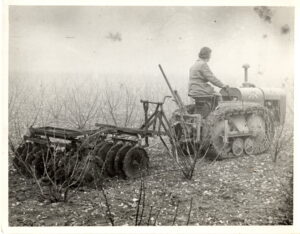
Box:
[220,87,286,124]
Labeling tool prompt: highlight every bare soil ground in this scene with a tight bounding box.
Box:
[9,144,293,226]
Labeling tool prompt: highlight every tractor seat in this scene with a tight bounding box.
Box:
[189,94,221,117]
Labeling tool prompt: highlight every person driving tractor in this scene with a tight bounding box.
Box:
[188,47,228,97]
[188,47,229,117]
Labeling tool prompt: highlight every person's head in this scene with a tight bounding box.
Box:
[198,47,212,61]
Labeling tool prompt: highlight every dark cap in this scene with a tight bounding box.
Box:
[198,47,212,59]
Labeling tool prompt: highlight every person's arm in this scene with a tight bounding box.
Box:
[200,63,225,88]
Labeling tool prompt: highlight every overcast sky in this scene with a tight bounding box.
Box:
[9,6,294,89]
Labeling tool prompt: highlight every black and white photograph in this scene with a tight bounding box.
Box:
[2,0,298,233]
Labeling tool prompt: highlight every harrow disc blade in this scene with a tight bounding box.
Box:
[50,151,68,183]
[105,142,124,177]
[98,142,114,162]
[123,146,149,179]
[14,142,46,177]
[83,156,100,184]
[93,141,106,155]
[31,147,47,178]
[23,143,40,176]
[25,144,41,166]
[13,143,28,173]
[114,144,132,178]
[96,142,114,175]
[94,155,104,171]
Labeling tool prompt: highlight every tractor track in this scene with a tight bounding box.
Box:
[203,102,275,158]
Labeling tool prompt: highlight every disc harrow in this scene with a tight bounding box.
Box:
[13,98,172,183]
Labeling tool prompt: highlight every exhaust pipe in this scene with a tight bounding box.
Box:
[242,64,250,83]
[242,64,255,88]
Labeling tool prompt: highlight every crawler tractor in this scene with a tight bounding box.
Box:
[12,64,286,182]
[170,64,286,158]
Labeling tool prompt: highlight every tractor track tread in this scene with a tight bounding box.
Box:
[203,102,275,158]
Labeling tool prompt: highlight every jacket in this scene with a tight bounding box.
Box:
[188,59,225,97]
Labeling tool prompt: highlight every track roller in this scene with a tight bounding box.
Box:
[123,146,149,179]
[232,138,244,157]
[211,121,232,156]
[244,137,254,155]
